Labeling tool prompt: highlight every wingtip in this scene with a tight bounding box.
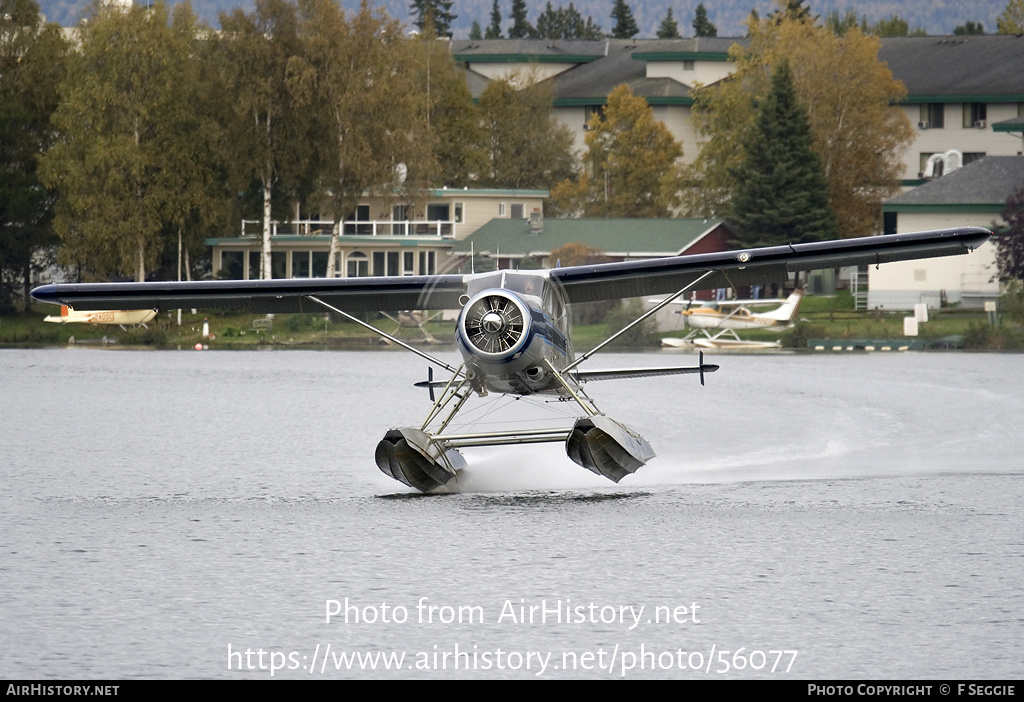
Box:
[30,284,59,303]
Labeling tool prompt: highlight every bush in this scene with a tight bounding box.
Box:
[604,299,659,347]
[1000,281,1024,322]
[784,320,826,348]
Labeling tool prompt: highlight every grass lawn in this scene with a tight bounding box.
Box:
[5,292,1021,351]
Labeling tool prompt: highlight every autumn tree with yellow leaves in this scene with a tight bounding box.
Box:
[686,15,914,239]
[552,84,686,219]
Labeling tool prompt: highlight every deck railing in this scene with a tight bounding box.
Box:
[240,219,455,238]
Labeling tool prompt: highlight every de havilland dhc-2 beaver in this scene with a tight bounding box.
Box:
[32,227,990,492]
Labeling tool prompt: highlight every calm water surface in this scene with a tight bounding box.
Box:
[1,348,1021,679]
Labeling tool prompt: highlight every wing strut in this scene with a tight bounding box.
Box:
[305,295,462,375]
[564,269,715,373]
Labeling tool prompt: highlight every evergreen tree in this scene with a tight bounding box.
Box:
[534,3,598,39]
[693,4,717,37]
[469,20,483,39]
[772,0,812,24]
[583,16,604,38]
[508,0,534,38]
[610,0,638,39]
[536,2,559,37]
[729,59,838,248]
[410,0,456,38]
[657,8,680,38]
[0,0,66,309]
[954,21,985,35]
[873,15,909,35]
[485,0,502,38]
[825,9,861,35]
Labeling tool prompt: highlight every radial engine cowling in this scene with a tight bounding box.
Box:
[457,289,533,364]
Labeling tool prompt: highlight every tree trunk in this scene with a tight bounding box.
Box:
[262,174,273,280]
[326,218,340,278]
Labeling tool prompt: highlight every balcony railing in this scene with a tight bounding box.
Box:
[240,219,456,238]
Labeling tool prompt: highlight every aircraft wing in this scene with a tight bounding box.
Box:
[548,227,990,304]
[30,275,468,313]
[31,227,989,312]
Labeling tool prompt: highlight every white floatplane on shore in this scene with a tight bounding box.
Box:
[660,290,803,349]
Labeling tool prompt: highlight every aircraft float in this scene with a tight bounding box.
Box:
[43,305,156,328]
[32,227,989,492]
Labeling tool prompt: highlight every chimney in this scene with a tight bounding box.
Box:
[529,209,543,235]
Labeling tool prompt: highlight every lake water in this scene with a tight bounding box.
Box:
[1,348,1021,679]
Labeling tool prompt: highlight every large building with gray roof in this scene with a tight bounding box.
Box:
[454,34,1024,183]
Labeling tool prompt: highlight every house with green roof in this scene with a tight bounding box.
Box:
[207,188,546,280]
[451,214,736,270]
[869,156,1016,310]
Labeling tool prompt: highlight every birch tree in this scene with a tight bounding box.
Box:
[41,1,201,282]
[218,0,313,279]
[0,0,66,308]
[293,0,434,277]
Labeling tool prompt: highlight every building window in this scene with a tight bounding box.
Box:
[291,250,311,278]
[499,203,506,216]
[347,252,368,278]
[312,251,328,278]
[355,205,371,234]
[584,105,605,129]
[883,212,897,235]
[962,103,987,128]
[683,60,695,71]
[271,251,287,279]
[454,202,464,224]
[403,251,415,275]
[392,205,409,235]
[221,251,244,279]
[919,103,944,129]
[962,152,986,166]
[510,203,525,219]
[419,251,436,275]
[373,251,400,276]
[426,203,450,221]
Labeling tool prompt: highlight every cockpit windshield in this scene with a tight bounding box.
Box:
[465,271,547,300]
